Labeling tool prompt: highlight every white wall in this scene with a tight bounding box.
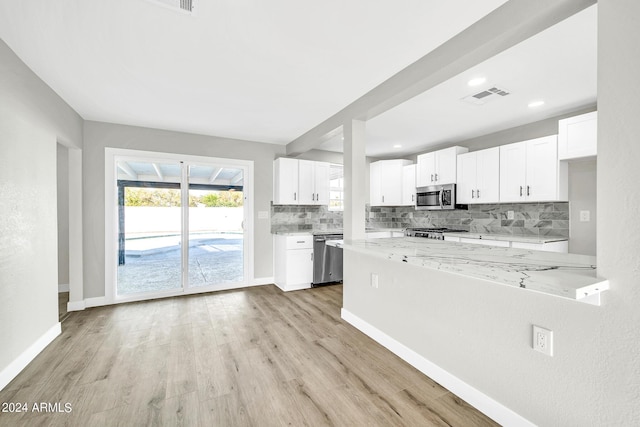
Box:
[83,121,285,298]
[0,38,82,380]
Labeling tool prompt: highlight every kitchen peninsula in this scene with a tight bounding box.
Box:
[341,237,609,425]
[345,237,607,302]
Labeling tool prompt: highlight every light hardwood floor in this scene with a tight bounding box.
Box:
[0,285,498,426]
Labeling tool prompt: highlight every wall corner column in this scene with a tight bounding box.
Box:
[343,119,367,242]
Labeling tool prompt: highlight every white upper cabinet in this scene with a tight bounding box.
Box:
[298,160,329,205]
[402,164,417,206]
[456,147,500,204]
[273,157,299,204]
[416,146,468,187]
[499,135,567,202]
[273,158,330,205]
[370,159,413,206]
[558,111,597,160]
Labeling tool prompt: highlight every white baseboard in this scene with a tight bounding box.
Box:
[67,300,86,312]
[0,323,61,391]
[274,282,311,292]
[253,277,274,286]
[340,308,534,427]
[58,283,69,293]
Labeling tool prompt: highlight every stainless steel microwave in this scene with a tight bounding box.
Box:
[415,184,466,210]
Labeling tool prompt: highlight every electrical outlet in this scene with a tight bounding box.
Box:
[579,210,590,222]
[507,210,515,220]
[370,273,379,288]
[533,325,553,356]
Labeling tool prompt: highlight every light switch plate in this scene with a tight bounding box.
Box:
[507,210,515,220]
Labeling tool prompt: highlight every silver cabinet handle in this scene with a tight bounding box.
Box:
[477,189,480,198]
[434,173,438,182]
[317,193,319,201]
[294,192,297,201]
[471,190,475,199]
[382,195,385,203]
[519,186,523,197]
[312,194,315,201]
[411,194,414,202]
[527,186,530,196]
[431,174,434,182]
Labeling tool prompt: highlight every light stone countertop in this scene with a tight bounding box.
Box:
[445,232,567,244]
[272,231,313,236]
[344,237,608,304]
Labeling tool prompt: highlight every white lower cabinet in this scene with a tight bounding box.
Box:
[274,234,313,291]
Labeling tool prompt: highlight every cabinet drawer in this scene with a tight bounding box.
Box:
[285,235,313,249]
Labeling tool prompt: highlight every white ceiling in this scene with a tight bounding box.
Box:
[0,0,509,146]
[319,5,598,157]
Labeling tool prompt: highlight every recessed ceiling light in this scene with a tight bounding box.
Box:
[528,100,545,108]
[468,77,487,87]
[393,144,402,149]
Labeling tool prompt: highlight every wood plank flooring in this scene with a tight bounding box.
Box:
[0,285,499,426]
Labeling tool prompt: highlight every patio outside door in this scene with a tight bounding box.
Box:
[114,155,248,299]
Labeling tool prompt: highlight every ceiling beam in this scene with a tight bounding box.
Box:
[151,163,164,181]
[117,161,137,179]
[209,167,223,183]
[285,0,596,156]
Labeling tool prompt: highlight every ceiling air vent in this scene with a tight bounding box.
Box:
[462,86,510,105]
[147,0,197,15]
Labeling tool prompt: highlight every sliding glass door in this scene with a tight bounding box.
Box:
[112,153,249,300]
[187,164,244,288]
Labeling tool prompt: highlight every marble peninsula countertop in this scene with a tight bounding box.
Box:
[445,232,567,244]
[344,237,608,304]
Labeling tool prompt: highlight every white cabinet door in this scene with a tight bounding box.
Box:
[456,152,477,204]
[416,152,436,187]
[369,161,382,205]
[499,141,527,202]
[274,158,299,204]
[526,136,558,201]
[379,161,403,205]
[287,249,313,285]
[476,147,500,203]
[370,160,411,206]
[402,164,416,205]
[297,160,315,205]
[558,111,597,160]
[314,161,330,205]
[435,147,459,184]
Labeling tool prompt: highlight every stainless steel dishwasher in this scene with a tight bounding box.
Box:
[312,233,343,286]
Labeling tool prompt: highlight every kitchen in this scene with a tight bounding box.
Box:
[270,3,606,425]
[2,0,639,426]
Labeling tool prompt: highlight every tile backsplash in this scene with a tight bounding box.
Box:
[271,202,570,238]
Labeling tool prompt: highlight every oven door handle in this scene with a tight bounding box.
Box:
[439,189,444,209]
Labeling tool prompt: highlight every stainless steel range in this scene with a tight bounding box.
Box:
[405,227,468,240]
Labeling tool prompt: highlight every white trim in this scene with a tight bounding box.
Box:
[253,277,275,286]
[58,283,69,293]
[0,323,61,391]
[67,300,86,312]
[274,282,312,292]
[340,308,535,427]
[68,147,84,308]
[104,147,255,306]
